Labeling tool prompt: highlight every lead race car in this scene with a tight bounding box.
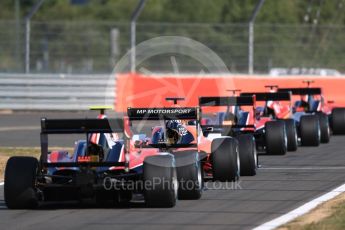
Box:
[4,108,203,209]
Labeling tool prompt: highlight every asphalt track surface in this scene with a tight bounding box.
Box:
[1,112,345,230]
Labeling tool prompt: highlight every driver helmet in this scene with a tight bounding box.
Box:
[166,120,183,144]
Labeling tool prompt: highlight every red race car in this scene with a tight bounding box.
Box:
[278,82,345,136]
[240,91,298,151]
[199,95,288,158]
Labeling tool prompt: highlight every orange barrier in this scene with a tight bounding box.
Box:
[116,73,345,112]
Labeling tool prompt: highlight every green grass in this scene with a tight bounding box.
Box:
[0,147,41,157]
[280,194,345,230]
[300,203,345,230]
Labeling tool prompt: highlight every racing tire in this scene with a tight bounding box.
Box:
[211,137,239,182]
[236,134,256,176]
[143,154,177,208]
[172,151,203,200]
[4,156,39,209]
[316,113,330,143]
[300,115,320,146]
[283,119,298,151]
[265,121,287,155]
[331,108,345,135]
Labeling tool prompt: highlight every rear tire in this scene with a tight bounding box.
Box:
[4,156,39,209]
[172,151,203,200]
[317,113,330,143]
[265,121,287,155]
[143,154,177,208]
[332,108,345,135]
[300,115,320,146]
[236,134,256,176]
[283,119,298,151]
[211,137,239,182]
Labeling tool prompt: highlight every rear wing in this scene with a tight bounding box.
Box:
[127,107,198,149]
[199,96,256,131]
[127,107,198,120]
[41,118,124,134]
[199,96,255,107]
[40,118,126,168]
[240,92,291,101]
[278,87,322,95]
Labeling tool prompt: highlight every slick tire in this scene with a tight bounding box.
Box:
[143,154,177,208]
[211,137,239,182]
[331,108,345,135]
[316,113,330,143]
[265,121,287,155]
[283,119,298,151]
[172,151,203,200]
[5,156,39,209]
[300,115,320,146]
[236,134,256,176]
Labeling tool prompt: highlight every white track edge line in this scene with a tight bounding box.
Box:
[253,183,345,230]
[260,167,345,170]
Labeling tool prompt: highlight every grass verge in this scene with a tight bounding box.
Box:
[278,192,345,230]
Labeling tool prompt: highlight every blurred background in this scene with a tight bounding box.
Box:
[0,0,344,145]
[0,0,344,74]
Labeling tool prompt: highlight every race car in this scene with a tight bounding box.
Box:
[277,86,330,145]
[278,82,345,135]
[128,98,241,182]
[240,91,298,151]
[198,96,257,178]
[90,105,203,200]
[127,106,203,199]
[199,95,287,159]
[3,109,201,209]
